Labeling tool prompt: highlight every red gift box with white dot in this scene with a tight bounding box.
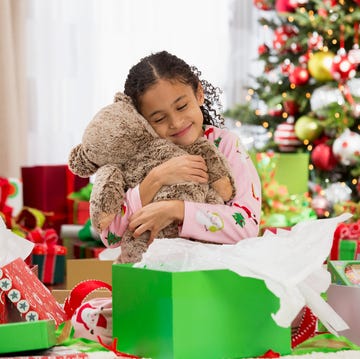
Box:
[0,257,67,325]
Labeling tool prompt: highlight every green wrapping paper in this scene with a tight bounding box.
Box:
[112,264,291,359]
[0,320,56,354]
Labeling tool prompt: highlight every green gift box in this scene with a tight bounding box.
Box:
[0,319,56,354]
[251,152,309,195]
[112,264,291,359]
[328,260,360,286]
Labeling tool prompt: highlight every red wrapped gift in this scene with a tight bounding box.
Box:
[27,228,67,284]
[68,199,90,225]
[330,219,360,260]
[0,177,13,228]
[0,258,67,325]
[21,165,88,214]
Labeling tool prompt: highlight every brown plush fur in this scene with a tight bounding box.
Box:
[68,92,235,263]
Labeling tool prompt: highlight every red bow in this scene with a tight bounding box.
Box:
[26,227,66,255]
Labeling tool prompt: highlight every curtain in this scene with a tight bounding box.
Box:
[225,0,261,109]
[25,0,234,166]
[0,0,27,178]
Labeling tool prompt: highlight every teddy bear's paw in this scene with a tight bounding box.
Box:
[68,144,99,178]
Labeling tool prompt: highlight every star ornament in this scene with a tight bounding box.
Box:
[8,289,21,303]
[26,311,39,321]
[0,278,12,291]
[17,299,29,313]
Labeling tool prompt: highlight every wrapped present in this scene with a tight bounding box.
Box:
[0,265,38,323]
[113,264,291,359]
[28,228,67,284]
[251,151,309,195]
[327,284,360,346]
[0,257,67,325]
[330,219,360,260]
[67,183,92,225]
[72,220,104,259]
[327,260,360,286]
[253,152,316,230]
[0,319,56,354]
[73,239,104,259]
[22,165,89,213]
[327,260,360,346]
[6,177,23,217]
[0,177,13,228]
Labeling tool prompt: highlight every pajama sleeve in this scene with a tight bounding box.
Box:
[100,185,142,247]
[179,126,262,244]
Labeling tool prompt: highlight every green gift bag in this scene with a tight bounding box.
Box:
[112,264,291,359]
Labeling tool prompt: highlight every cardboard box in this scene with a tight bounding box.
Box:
[327,284,360,345]
[112,265,291,359]
[327,260,360,286]
[66,259,113,289]
[52,289,111,304]
[0,319,56,354]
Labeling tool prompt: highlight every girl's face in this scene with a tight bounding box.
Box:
[139,79,205,146]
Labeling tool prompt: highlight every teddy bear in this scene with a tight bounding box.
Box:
[68,92,235,263]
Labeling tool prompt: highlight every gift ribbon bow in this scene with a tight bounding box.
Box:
[68,183,93,201]
[26,227,66,255]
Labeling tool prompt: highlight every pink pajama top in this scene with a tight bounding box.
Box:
[100,125,262,247]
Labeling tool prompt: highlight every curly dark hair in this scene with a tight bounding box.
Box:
[124,51,224,128]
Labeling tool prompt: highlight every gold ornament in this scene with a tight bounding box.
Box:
[308,51,335,82]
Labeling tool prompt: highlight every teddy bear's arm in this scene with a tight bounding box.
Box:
[183,138,236,202]
[90,164,126,233]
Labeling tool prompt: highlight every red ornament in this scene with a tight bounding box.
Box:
[311,143,338,171]
[280,59,293,75]
[324,0,338,5]
[290,42,302,54]
[308,32,324,50]
[253,0,274,10]
[331,49,357,82]
[299,52,310,65]
[273,25,298,53]
[275,0,296,12]
[268,108,283,117]
[274,122,302,152]
[258,43,270,55]
[283,100,299,116]
[289,66,310,85]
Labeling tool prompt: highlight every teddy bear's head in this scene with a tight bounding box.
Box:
[68,92,159,178]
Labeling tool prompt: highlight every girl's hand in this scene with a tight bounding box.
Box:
[128,200,184,243]
[152,155,208,186]
[139,155,208,206]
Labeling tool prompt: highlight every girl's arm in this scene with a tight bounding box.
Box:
[179,127,262,244]
[100,186,142,247]
[100,154,208,247]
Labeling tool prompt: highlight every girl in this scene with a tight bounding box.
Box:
[100,51,261,247]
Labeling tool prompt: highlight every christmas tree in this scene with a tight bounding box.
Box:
[226,0,360,220]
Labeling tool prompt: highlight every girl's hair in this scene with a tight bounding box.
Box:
[124,51,224,127]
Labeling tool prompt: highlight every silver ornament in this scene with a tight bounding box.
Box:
[310,85,344,112]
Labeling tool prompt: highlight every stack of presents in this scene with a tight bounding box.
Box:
[0,156,360,358]
[0,165,107,286]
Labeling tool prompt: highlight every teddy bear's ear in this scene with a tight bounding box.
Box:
[113,92,132,104]
[68,144,99,178]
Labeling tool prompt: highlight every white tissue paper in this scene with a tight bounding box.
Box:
[0,217,34,267]
[135,213,351,335]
